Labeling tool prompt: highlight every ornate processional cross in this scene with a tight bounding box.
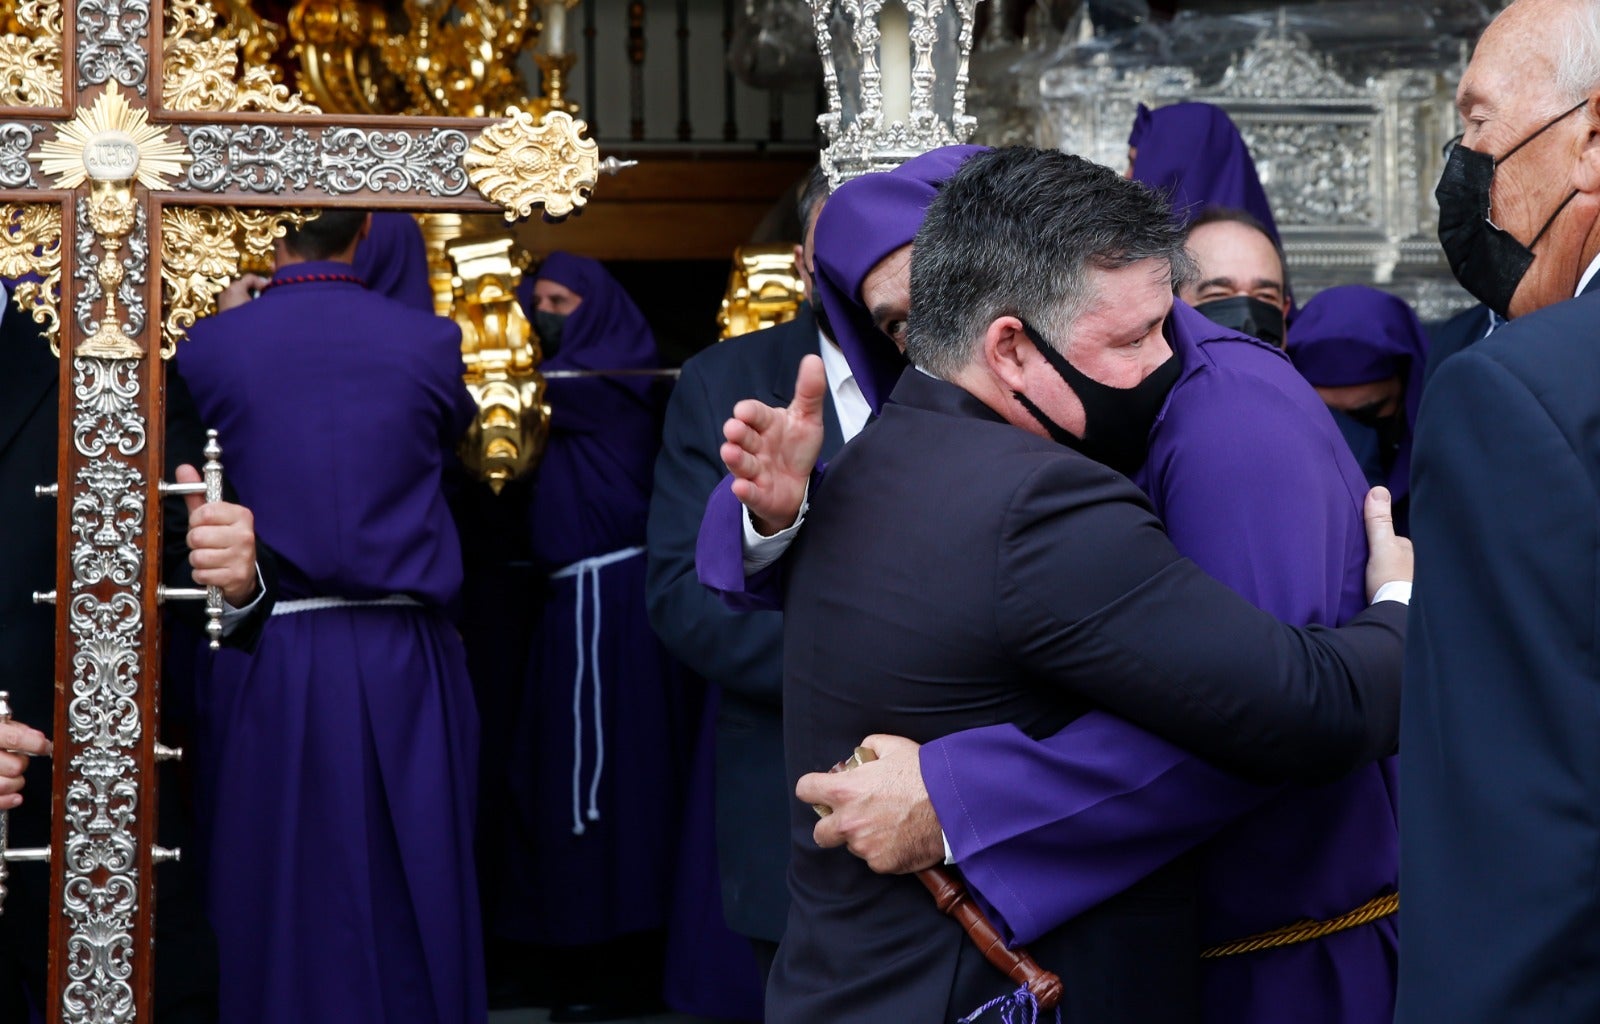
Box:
[0,2,601,1020]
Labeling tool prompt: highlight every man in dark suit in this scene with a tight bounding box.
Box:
[763,147,1411,1023]
[647,169,850,983]
[1420,302,1490,387]
[0,284,273,1022]
[1398,0,1600,1019]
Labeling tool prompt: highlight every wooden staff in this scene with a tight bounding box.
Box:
[815,747,1063,1011]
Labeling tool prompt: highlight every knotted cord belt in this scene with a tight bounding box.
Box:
[1200,891,1398,959]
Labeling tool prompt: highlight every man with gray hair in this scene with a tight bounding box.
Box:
[1402,0,1600,1018]
[764,146,1412,1022]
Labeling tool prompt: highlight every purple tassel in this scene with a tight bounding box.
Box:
[958,984,1062,1024]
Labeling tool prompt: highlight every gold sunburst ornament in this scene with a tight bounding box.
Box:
[36,81,192,190]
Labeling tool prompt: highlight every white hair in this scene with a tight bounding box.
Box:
[1553,0,1600,105]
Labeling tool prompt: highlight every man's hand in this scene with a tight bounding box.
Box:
[178,463,259,606]
[216,273,269,313]
[721,354,827,536]
[796,734,942,874]
[1362,486,1414,601]
[0,720,51,811]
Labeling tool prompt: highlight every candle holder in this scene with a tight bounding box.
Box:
[534,52,580,116]
[811,0,984,188]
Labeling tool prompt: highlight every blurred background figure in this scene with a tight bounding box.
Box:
[1288,286,1429,536]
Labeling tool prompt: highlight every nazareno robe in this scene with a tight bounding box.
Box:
[177,262,484,1024]
[1288,285,1429,536]
[696,304,1399,1018]
[497,252,686,947]
[1130,101,1281,244]
[353,211,437,315]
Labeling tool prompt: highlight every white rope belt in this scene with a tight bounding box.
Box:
[549,545,645,835]
[271,595,422,616]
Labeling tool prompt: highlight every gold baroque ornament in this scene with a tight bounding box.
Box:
[0,0,61,106]
[464,108,600,222]
[164,0,319,114]
[36,81,190,190]
[0,202,62,352]
[160,206,309,357]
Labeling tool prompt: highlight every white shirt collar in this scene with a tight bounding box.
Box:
[1577,250,1600,299]
[817,330,872,442]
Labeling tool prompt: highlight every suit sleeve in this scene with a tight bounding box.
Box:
[646,358,785,704]
[926,386,1360,942]
[1399,349,1600,1020]
[996,458,1402,784]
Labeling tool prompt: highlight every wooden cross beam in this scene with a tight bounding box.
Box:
[0,2,601,1020]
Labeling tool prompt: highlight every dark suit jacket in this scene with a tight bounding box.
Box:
[0,306,273,1022]
[771,370,1406,1024]
[645,305,843,942]
[1422,302,1491,389]
[1398,278,1600,1023]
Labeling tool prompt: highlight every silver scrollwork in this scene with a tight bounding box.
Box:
[179,125,473,197]
[119,205,148,337]
[77,0,151,94]
[74,197,102,340]
[67,592,142,749]
[70,460,145,590]
[72,358,146,458]
[0,124,40,189]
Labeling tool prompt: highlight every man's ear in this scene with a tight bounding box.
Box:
[357,212,374,245]
[1574,93,1600,195]
[984,316,1030,391]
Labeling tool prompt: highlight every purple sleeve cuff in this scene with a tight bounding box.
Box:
[695,475,783,611]
[922,716,1278,946]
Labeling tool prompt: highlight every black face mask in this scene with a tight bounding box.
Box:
[533,310,568,359]
[1192,295,1285,347]
[1436,101,1585,318]
[1345,399,1407,465]
[1011,319,1183,476]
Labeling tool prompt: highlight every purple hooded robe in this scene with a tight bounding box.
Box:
[498,253,687,949]
[1130,101,1281,244]
[1288,285,1429,534]
[176,262,484,1024]
[697,151,1397,1022]
[352,211,437,314]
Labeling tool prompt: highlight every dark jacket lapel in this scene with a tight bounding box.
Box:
[766,304,845,459]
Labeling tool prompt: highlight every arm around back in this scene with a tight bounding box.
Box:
[999,455,1403,784]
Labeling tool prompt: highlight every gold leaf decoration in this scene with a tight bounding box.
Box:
[0,202,63,353]
[160,206,308,357]
[164,0,319,114]
[380,0,534,119]
[0,0,61,107]
[464,108,600,222]
[37,81,191,190]
[216,0,284,71]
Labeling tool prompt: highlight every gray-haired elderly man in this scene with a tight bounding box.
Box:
[763,146,1413,1023]
[1401,0,1600,1019]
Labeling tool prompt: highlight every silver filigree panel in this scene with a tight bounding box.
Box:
[63,350,146,1024]
[1247,119,1376,227]
[74,199,101,339]
[77,0,151,94]
[1030,25,1470,312]
[71,461,145,589]
[0,124,41,189]
[179,125,474,197]
[72,358,146,457]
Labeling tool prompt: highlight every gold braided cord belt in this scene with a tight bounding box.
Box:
[1200,891,1399,959]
